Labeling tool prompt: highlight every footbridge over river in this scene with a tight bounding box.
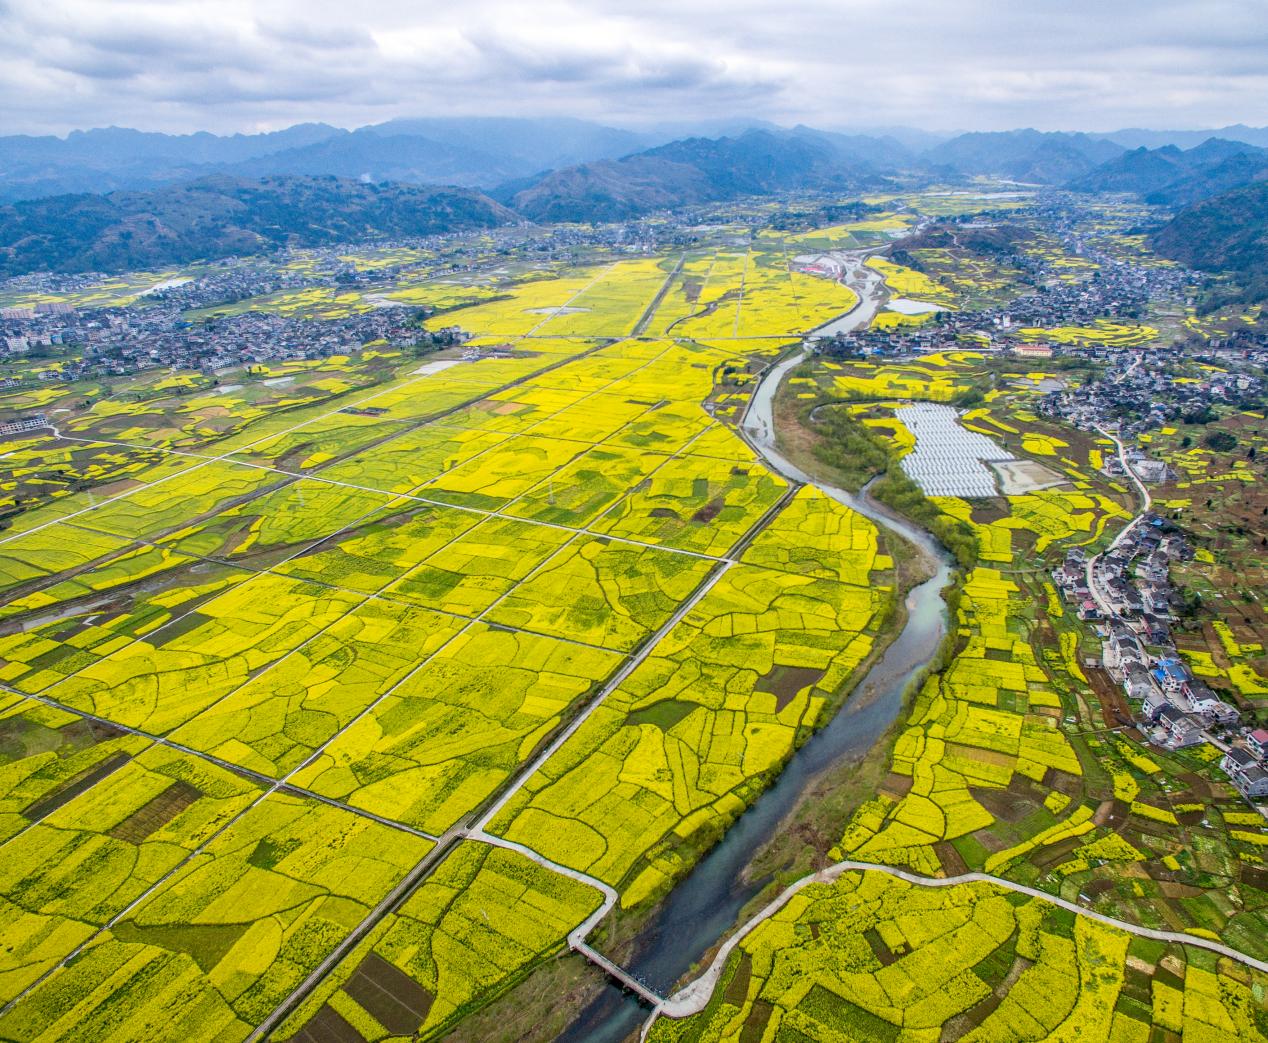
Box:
[572,942,666,1007]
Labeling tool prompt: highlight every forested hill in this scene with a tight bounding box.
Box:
[1069,138,1268,205]
[0,176,516,276]
[1151,179,1268,304]
[510,129,874,222]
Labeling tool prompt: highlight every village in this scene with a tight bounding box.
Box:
[0,220,665,388]
[1050,471,1268,812]
[1038,346,1266,440]
[813,221,1205,359]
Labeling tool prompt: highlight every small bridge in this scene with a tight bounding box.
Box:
[572,941,665,1007]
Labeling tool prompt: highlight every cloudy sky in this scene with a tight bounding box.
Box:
[2,0,1266,136]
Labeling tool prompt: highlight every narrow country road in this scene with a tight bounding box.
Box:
[642,858,1268,1034]
[634,328,1268,1037]
[1084,422,1152,616]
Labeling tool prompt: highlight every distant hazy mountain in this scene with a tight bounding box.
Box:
[510,128,879,222]
[844,125,951,152]
[13,118,1268,209]
[639,117,784,141]
[365,117,655,171]
[923,130,1125,183]
[225,131,526,188]
[1105,125,1268,151]
[0,175,515,276]
[0,123,342,169]
[1070,138,1268,206]
[646,120,942,154]
[0,118,662,202]
[1152,179,1268,302]
[789,126,915,170]
[0,124,345,201]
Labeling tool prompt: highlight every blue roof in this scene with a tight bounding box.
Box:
[1153,660,1187,680]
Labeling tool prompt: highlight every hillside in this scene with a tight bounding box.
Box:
[511,129,874,222]
[923,130,1124,183]
[0,175,516,276]
[1151,179,1268,303]
[1147,150,1268,206]
[1069,138,1268,204]
[510,156,716,222]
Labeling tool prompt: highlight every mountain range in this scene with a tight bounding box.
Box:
[922,130,1125,184]
[8,118,1268,206]
[5,118,1268,282]
[1069,139,1268,205]
[510,129,887,222]
[0,118,660,202]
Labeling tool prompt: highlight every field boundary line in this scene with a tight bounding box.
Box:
[643,858,1268,1033]
[1,332,617,549]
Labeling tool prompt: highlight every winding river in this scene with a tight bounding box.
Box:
[559,256,955,1043]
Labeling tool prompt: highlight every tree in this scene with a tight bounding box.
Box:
[1204,430,1237,452]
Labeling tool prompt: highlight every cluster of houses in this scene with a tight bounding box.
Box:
[1039,346,1266,442]
[812,237,1191,360]
[1050,516,1187,628]
[0,301,439,382]
[0,213,680,393]
[0,414,48,436]
[1101,450,1173,485]
[1052,516,1266,807]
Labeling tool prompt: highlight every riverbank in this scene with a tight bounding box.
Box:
[588,351,953,1041]
[450,251,955,1043]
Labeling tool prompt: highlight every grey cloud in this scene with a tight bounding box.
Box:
[0,0,1265,134]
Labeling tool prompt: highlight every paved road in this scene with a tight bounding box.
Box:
[638,360,1268,1035]
[647,858,1268,1029]
[1084,423,1152,616]
[468,831,672,1005]
[468,559,733,835]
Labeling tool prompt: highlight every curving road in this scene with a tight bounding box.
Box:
[644,858,1268,1033]
[636,331,1268,1037]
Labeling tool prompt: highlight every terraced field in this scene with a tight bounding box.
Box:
[786,352,1268,962]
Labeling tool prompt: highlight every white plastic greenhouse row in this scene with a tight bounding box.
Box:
[896,402,1014,499]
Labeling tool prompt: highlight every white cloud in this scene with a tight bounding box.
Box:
[0,0,1265,134]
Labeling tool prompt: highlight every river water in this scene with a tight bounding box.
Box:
[804,253,886,338]
[559,280,954,1042]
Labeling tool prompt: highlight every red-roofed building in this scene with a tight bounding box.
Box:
[1248,728,1268,761]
